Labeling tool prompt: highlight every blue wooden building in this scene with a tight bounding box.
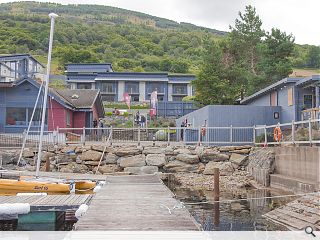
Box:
[241,75,320,122]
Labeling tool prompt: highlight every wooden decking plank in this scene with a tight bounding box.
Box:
[75,175,199,231]
[0,194,91,212]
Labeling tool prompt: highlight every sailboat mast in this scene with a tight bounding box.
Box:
[36,13,58,178]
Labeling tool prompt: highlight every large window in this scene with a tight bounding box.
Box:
[125,82,139,94]
[172,96,184,101]
[77,83,92,89]
[146,82,165,94]
[130,95,140,102]
[6,108,26,125]
[28,108,42,126]
[172,84,187,95]
[101,82,116,93]
[6,108,46,126]
[303,95,314,109]
[102,94,116,102]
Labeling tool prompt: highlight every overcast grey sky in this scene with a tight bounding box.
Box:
[1,0,319,45]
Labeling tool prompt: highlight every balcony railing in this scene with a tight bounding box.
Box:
[301,108,320,121]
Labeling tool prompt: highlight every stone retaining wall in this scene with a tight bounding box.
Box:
[1,144,253,176]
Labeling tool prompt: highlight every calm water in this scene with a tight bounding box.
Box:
[169,186,295,231]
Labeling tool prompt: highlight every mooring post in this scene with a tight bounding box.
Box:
[213,167,220,227]
[213,168,220,201]
[45,157,50,172]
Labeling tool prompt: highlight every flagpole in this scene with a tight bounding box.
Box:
[35,13,58,178]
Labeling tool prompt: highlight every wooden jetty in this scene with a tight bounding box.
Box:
[75,174,200,230]
[264,193,320,230]
[0,194,92,212]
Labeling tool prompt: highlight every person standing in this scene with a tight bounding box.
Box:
[141,115,146,128]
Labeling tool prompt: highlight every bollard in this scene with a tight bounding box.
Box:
[213,168,220,201]
[45,158,50,172]
[213,167,220,227]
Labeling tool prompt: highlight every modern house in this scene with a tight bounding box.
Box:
[175,75,320,144]
[0,54,45,82]
[66,63,195,102]
[0,78,104,133]
[241,75,320,122]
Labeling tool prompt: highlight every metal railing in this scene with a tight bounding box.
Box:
[0,118,319,148]
[254,118,320,145]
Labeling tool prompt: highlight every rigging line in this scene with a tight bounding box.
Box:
[182,191,319,205]
[17,80,45,166]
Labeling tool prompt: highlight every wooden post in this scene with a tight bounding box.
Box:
[264,125,267,146]
[82,127,86,146]
[213,168,220,201]
[291,120,295,145]
[213,167,220,227]
[45,158,50,172]
[308,118,312,146]
[167,126,170,146]
[253,125,256,145]
[110,126,113,146]
[138,127,141,146]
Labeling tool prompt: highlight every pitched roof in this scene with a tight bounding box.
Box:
[53,89,100,109]
[240,77,302,104]
[14,78,105,117]
[0,54,45,67]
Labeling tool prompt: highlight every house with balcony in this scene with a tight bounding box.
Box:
[0,54,45,82]
[66,63,195,102]
[240,75,320,122]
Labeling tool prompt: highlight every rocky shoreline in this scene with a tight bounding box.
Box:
[0,144,276,191]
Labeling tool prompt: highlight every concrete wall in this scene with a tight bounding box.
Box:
[272,146,320,192]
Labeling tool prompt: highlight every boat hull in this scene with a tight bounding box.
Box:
[0,179,71,194]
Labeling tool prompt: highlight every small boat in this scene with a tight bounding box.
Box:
[0,178,71,194]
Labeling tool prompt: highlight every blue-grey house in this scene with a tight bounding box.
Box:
[0,54,45,82]
[65,63,195,102]
[241,75,320,122]
[0,78,104,133]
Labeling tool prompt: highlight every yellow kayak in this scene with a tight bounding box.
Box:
[0,179,71,194]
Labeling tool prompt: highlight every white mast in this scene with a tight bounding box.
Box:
[36,13,58,178]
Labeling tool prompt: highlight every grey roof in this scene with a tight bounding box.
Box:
[66,63,113,73]
[240,77,302,104]
[295,75,320,87]
[0,54,45,67]
[168,74,196,83]
[53,89,100,109]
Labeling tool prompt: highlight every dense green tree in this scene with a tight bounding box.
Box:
[259,28,295,87]
[193,40,235,105]
[306,46,320,68]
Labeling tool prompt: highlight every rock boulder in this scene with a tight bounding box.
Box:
[146,154,166,167]
[175,154,200,164]
[80,150,102,161]
[115,147,141,157]
[203,161,234,175]
[201,149,229,162]
[118,154,146,168]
